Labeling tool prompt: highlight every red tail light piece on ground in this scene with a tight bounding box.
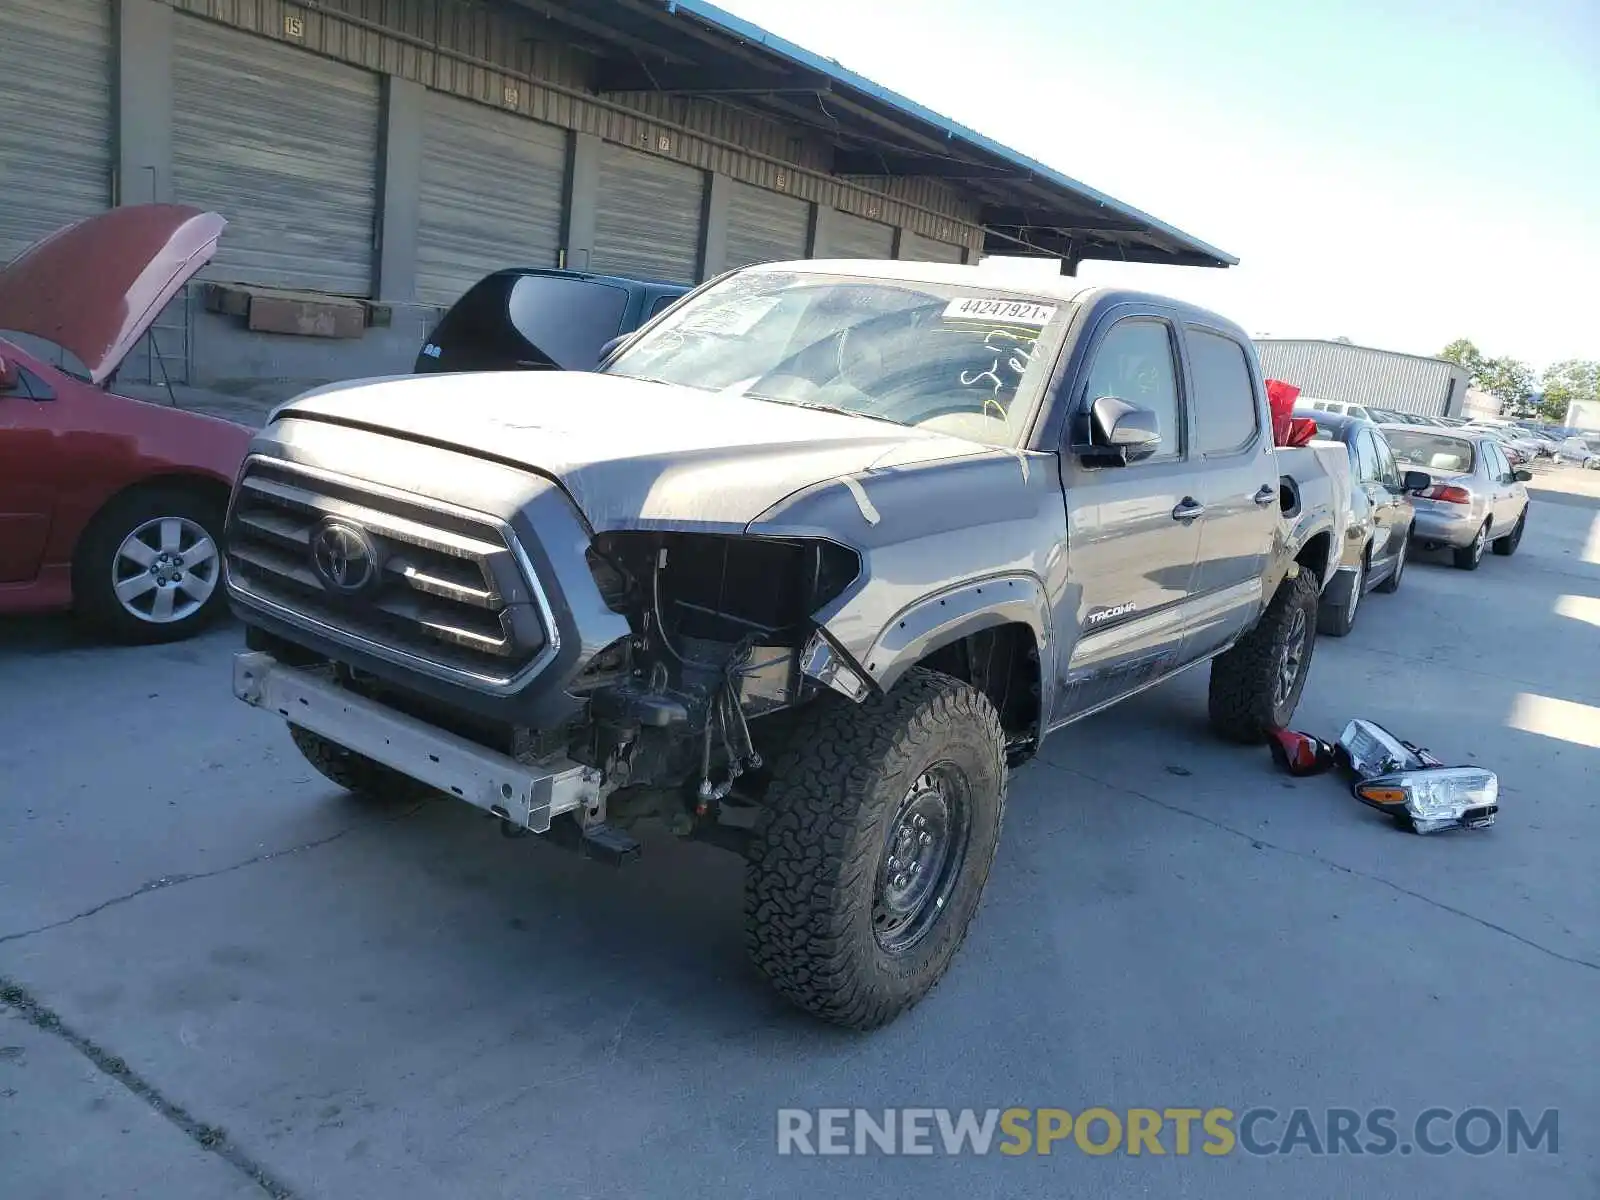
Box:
[1267,728,1338,776]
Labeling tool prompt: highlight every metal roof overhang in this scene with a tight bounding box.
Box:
[505,0,1237,268]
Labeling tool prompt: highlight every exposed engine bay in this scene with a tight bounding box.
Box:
[569,531,862,817]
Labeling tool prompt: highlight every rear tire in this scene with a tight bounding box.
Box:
[745,668,1006,1030]
[1453,522,1489,570]
[288,725,436,802]
[1492,509,1526,556]
[1208,568,1321,743]
[73,486,227,644]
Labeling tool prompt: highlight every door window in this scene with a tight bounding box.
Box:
[1186,329,1260,455]
[1082,318,1183,460]
[1373,432,1402,488]
[1353,430,1380,482]
[1484,444,1509,482]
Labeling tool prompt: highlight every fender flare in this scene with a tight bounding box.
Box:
[856,572,1053,699]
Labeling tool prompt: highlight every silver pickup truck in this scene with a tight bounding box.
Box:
[225,261,1349,1030]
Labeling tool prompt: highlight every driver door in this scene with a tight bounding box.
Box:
[1053,313,1203,721]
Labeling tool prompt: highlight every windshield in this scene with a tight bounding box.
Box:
[603,269,1068,447]
[1387,430,1476,474]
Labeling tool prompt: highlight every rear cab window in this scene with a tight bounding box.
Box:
[1184,327,1260,455]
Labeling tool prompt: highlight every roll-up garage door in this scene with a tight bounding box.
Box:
[818,210,896,259]
[898,232,967,264]
[0,0,112,264]
[417,93,569,306]
[724,181,810,269]
[172,17,380,295]
[591,144,704,283]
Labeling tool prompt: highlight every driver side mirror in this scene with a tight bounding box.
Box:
[1086,395,1162,464]
[1513,468,1533,483]
[1401,469,1432,494]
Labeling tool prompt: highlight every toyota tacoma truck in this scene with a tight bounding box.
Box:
[225,261,1349,1030]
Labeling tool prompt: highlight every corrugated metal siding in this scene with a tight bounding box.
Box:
[0,0,112,265]
[168,0,982,244]
[819,211,896,259]
[417,92,568,306]
[172,16,380,295]
[898,231,966,263]
[1254,340,1462,417]
[592,143,705,283]
[724,181,811,268]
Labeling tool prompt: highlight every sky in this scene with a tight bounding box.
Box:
[717,0,1600,371]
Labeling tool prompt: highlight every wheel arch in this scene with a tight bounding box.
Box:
[860,573,1051,719]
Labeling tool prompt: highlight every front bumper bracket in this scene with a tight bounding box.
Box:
[232,650,598,833]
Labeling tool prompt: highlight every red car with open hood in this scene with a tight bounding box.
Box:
[0,204,252,642]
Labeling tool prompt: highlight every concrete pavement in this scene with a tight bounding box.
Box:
[2,490,1596,1199]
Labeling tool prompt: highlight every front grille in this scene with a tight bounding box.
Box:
[226,460,549,684]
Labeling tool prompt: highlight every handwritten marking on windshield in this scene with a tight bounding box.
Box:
[959,329,1038,395]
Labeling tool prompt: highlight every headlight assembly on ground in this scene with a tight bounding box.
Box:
[1338,719,1499,832]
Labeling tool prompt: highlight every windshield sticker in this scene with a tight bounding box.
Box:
[942,297,1057,327]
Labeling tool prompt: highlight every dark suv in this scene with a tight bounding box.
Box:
[414,268,688,374]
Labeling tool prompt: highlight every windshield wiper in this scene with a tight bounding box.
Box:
[751,395,905,427]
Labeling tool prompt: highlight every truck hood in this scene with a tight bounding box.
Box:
[0,205,225,385]
[276,370,998,530]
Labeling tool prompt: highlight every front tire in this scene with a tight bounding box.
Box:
[1208,567,1321,743]
[1375,527,1410,594]
[73,486,227,644]
[1316,551,1364,638]
[745,669,1006,1030]
[1492,509,1526,556]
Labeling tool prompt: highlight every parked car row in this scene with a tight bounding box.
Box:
[1294,401,1533,638]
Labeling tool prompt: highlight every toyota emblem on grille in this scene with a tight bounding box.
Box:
[310,520,378,594]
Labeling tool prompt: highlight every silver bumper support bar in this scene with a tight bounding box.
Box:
[232,651,598,833]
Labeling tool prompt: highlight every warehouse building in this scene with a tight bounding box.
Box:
[1,0,1232,395]
[1254,338,1471,419]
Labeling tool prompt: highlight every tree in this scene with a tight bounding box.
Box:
[1438,338,1533,415]
[1439,338,1485,380]
[1541,360,1600,423]
[1478,357,1536,415]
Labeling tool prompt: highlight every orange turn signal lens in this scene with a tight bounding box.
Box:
[1357,786,1410,806]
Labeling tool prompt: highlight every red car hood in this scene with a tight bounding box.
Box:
[0,205,225,385]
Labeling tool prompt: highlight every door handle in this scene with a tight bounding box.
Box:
[1172,497,1205,523]
[1253,484,1277,507]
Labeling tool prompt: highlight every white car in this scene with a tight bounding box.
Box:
[1557,436,1600,468]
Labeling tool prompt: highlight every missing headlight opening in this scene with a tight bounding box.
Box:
[575,532,864,827]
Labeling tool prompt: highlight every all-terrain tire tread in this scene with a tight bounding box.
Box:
[744,668,1005,1030]
[1207,568,1321,744]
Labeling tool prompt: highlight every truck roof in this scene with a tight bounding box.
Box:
[750,259,1250,339]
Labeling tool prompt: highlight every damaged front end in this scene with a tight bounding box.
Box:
[558,530,864,842]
